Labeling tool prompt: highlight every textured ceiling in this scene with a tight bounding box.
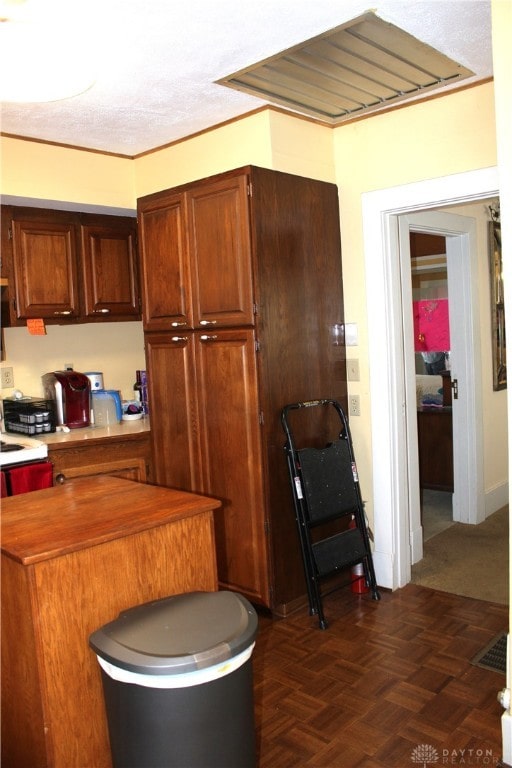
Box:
[0,0,492,158]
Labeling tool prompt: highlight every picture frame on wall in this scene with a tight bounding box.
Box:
[489,216,506,390]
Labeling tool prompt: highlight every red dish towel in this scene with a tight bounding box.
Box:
[8,461,54,496]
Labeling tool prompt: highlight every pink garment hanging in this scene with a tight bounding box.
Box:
[413,298,450,351]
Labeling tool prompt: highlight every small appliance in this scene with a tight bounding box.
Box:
[42,371,91,429]
[91,390,122,426]
[3,396,56,435]
[84,372,104,391]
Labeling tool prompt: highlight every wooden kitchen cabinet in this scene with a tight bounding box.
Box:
[144,332,202,490]
[80,216,139,319]
[145,328,269,605]
[47,430,151,484]
[139,166,347,616]
[138,172,253,331]
[1,206,139,325]
[8,210,80,320]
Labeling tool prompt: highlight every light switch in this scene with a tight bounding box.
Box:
[347,359,360,382]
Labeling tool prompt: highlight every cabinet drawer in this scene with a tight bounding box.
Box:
[49,435,151,485]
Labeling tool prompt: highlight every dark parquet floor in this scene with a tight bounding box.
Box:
[253,584,507,767]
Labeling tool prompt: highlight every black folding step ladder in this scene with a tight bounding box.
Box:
[281,399,380,629]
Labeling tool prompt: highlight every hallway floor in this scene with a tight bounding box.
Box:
[253,584,506,767]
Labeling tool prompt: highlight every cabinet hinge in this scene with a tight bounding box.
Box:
[259,410,264,425]
[247,182,253,197]
[7,227,12,241]
[255,339,260,353]
[253,302,258,316]
[264,520,270,535]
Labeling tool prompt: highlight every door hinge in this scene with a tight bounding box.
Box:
[451,378,459,400]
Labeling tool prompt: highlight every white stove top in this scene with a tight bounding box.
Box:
[0,433,48,467]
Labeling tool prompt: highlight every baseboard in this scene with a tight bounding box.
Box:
[501,709,512,767]
[485,481,509,518]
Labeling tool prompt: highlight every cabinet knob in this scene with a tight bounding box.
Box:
[53,310,72,316]
[55,473,67,484]
[93,308,111,314]
[199,320,217,325]
[200,334,218,341]
[171,321,187,327]
[171,336,187,342]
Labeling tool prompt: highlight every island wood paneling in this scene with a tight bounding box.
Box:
[1,477,220,768]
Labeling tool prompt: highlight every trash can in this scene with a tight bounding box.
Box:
[89,590,258,768]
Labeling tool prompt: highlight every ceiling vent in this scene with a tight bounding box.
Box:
[217,12,474,123]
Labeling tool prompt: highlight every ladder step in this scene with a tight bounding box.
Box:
[312,527,367,577]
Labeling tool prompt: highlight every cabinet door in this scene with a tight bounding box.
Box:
[188,174,254,328]
[138,193,193,332]
[195,328,270,605]
[80,220,140,319]
[144,332,203,490]
[11,219,80,319]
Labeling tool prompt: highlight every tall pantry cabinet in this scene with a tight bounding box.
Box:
[138,166,347,616]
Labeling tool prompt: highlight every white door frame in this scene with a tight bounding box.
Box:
[362,167,499,590]
[399,210,484,567]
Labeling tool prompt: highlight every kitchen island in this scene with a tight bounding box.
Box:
[1,476,221,768]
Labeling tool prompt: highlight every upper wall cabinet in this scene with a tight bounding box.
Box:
[80,218,139,320]
[1,206,140,326]
[138,173,253,332]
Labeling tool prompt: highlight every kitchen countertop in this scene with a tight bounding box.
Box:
[37,417,150,449]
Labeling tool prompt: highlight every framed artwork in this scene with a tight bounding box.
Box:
[489,216,506,390]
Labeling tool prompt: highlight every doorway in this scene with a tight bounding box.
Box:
[399,208,485,565]
[361,167,499,591]
[408,231,453,541]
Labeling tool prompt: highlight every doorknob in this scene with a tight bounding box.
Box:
[451,378,458,400]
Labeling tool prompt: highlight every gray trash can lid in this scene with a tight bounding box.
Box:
[89,591,258,676]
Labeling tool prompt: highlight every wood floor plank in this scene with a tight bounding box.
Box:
[253,583,507,767]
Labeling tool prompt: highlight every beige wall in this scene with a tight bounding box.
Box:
[1,136,135,210]
[133,109,336,198]
[2,323,145,403]
[134,110,273,197]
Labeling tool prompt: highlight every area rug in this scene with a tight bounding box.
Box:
[411,505,509,604]
[471,632,507,674]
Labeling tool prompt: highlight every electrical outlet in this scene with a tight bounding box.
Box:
[349,394,360,416]
[347,359,360,382]
[1,366,14,388]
